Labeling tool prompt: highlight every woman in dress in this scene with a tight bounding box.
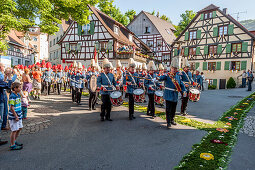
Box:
[22,68,32,93]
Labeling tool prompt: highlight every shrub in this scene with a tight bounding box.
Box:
[227,77,236,89]
[208,84,216,90]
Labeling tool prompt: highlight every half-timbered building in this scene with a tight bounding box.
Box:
[172,4,255,89]
[127,11,176,66]
[58,5,151,68]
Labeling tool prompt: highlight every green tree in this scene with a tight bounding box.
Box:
[160,15,172,23]
[125,10,136,23]
[175,10,196,36]
[0,0,111,54]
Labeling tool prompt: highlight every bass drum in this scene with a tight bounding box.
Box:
[89,75,97,92]
[189,88,201,102]
[154,90,164,105]
[110,91,123,107]
[133,88,145,103]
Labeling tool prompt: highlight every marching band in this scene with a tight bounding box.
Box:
[12,57,202,129]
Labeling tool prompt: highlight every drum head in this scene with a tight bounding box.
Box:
[90,75,97,92]
[155,90,163,97]
[190,88,200,94]
[110,91,122,99]
[133,89,144,95]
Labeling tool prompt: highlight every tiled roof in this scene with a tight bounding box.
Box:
[199,4,219,13]
[7,30,26,47]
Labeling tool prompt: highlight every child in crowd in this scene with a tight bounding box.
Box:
[9,82,23,150]
[21,91,29,119]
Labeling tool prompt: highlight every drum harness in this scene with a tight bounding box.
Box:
[102,72,116,91]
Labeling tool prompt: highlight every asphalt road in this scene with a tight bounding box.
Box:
[0,84,254,170]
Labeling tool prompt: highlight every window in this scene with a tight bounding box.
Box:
[18,59,21,64]
[114,25,119,34]
[204,12,213,19]
[208,62,216,71]
[33,45,37,49]
[189,31,197,40]
[50,41,52,47]
[230,61,240,71]
[54,52,55,59]
[82,24,90,35]
[219,25,228,36]
[100,41,108,51]
[56,51,58,59]
[181,48,184,56]
[208,79,214,85]
[209,45,217,55]
[70,44,77,51]
[166,29,171,34]
[189,47,196,55]
[146,40,153,47]
[157,39,162,47]
[53,39,55,45]
[33,37,37,41]
[57,37,59,42]
[145,26,151,33]
[232,43,242,53]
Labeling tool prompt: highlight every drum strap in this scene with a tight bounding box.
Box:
[128,72,137,86]
[183,71,191,85]
[167,73,182,92]
[164,87,177,92]
[148,74,156,90]
[103,73,116,90]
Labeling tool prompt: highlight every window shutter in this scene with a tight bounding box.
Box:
[212,11,217,18]
[241,61,247,70]
[196,47,200,55]
[195,62,200,69]
[228,24,234,35]
[200,14,204,20]
[203,62,207,70]
[77,24,82,36]
[107,41,113,50]
[226,44,231,53]
[197,30,201,39]
[174,49,178,56]
[217,45,222,54]
[213,79,217,87]
[77,42,82,51]
[184,47,189,56]
[216,62,221,70]
[242,42,248,52]
[95,41,100,50]
[65,43,69,51]
[185,32,189,41]
[90,21,95,35]
[204,46,209,55]
[224,61,230,70]
[213,27,218,37]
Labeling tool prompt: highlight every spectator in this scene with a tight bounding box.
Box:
[239,70,247,88]
[32,66,42,99]
[22,68,32,93]
[247,70,254,91]
[9,82,23,150]
[21,91,29,119]
[201,72,205,91]
[0,64,15,146]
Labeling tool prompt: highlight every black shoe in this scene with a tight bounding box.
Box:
[38,96,40,100]
[92,108,96,110]
[171,121,177,125]
[167,124,171,129]
[147,112,151,116]
[15,141,23,146]
[89,108,92,111]
[0,140,8,146]
[101,117,105,121]
[129,117,133,120]
[106,118,113,121]
[132,115,136,119]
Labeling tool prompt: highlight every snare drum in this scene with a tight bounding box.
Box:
[155,90,164,105]
[133,88,145,103]
[189,88,201,102]
[110,91,123,106]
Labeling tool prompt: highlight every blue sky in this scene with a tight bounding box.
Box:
[114,0,255,25]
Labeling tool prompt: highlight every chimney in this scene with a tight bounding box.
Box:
[223,8,227,14]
